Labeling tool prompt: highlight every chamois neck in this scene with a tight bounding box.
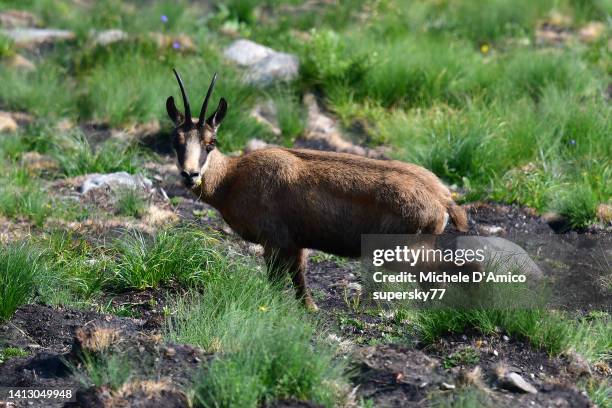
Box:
[191,149,232,206]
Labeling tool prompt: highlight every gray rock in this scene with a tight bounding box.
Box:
[80,172,152,194]
[296,94,385,159]
[1,28,75,47]
[0,10,40,28]
[91,29,128,46]
[244,138,276,153]
[456,236,544,279]
[224,39,299,86]
[477,225,505,236]
[0,112,18,133]
[440,382,456,390]
[250,100,281,136]
[502,372,538,394]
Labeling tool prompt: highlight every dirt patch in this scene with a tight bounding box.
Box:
[352,342,594,407]
[0,304,145,354]
[0,304,204,408]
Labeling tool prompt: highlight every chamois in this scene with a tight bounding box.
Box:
[166,70,468,311]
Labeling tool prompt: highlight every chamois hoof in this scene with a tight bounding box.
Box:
[304,298,319,313]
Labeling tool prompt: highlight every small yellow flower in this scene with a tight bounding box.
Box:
[480,43,490,54]
[258,305,269,312]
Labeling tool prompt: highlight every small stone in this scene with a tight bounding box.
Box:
[502,372,538,394]
[596,204,612,224]
[566,351,592,377]
[20,151,59,173]
[247,243,264,256]
[56,118,75,131]
[493,350,499,357]
[149,32,195,52]
[244,138,275,153]
[440,382,456,390]
[250,100,281,136]
[477,225,505,235]
[0,28,75,48]
[346,282,362,292]
[91,29,128,47]
[579,22,605,43]
[164,347,176,357]
[6,54,35,71]
[0,111,18,133]
[502,335,510,342]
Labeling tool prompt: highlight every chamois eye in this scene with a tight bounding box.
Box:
[206,144,214,152]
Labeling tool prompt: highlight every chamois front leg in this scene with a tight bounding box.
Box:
[263,246,318,312]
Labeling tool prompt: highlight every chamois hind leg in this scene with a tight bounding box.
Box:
[264,246,318,312]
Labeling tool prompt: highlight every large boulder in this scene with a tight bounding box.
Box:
[456,236,543,279]
[80,172,152,194]
[224,39,299,86]
[0,27,75,48]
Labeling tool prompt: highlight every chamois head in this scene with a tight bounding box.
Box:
[166,69,227,188]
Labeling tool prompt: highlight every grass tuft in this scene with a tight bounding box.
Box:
[415,309,611,363]
[115,187,148,218]
[111,227,226,290]
[166,250,347,407]
[0,243,42,320]
[52,131,145,176]
[74,351,132,391]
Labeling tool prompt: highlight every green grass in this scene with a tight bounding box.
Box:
[111,227,228,290]
[74,351,132,390]
[115,187,148,218]
[415,309,611,363]
[583,379,612,408]
[0,347,29,364]
[0,62,78,119]
[0,243,42,320]
[0,34,15,59]
[0,180,54,226]
[52,131,145,176]
[166,251,347,407]
[35,231,108,305]
[442,347,480,369]
[270,88,306,146]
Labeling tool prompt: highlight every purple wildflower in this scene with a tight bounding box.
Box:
[172,41,181,50]
[569,139,576,146]
[160,15,168,23]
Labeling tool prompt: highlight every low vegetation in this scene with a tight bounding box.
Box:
[166,254,346,407]
[415,309,611,363]
[0,243,42,320]
[0,0,609,406]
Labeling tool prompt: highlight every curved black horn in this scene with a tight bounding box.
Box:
[173,68,191,122]
[198,72,218,127]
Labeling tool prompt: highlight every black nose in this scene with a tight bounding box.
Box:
[180,171,199,186]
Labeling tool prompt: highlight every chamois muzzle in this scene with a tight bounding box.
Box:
[180,171,200,187]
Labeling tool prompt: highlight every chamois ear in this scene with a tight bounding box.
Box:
[166,96,184,125]
[206,98,228,129]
